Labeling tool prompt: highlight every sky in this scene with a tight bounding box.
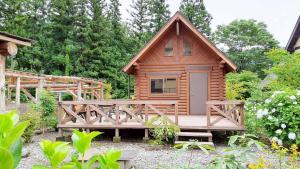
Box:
[119,0,300,47]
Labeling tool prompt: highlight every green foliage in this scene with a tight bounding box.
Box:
[0,111,29,169]
[147,115,180,144]
[34,130,121,169]
[207,134,266,169]
[33,140,70,169]
[226,71,261,100]
[20,108,42,143]
[71,130,101,155]
[213,19,279,77]
[33,90,58,129]
[255,90,300,146]
[265,49,300,91]
[104,83,112,99]
[244,101,266,136]
[97,149,122,169]
[179,0,212,36]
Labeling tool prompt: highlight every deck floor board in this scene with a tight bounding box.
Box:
[59,115,244,131]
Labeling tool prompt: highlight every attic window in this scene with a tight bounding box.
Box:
[183,38,192,56]
[164,39,173,56]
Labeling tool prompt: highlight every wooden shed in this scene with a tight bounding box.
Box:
[123,12,237,116]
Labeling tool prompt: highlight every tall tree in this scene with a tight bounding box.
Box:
[148,0,170,33]
[179,0,212,36]
[128,0,151,43]
[213,19,279,77]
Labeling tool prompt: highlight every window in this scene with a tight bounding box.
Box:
[150,78,177,94]
[164,39,173,56]
[183,38,192,56]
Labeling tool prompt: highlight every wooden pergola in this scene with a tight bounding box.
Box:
[5,69,104,107]
[0,32,32,112]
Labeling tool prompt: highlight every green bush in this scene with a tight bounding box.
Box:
[33,90,58,129]
[265,49,300,91]
[255,90,300,146]
[226,71,262,100]
[147,115,180,145]
[244,102,265,136]
[20,108,42,143]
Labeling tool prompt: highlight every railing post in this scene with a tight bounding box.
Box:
[144,104,148,123]
[57,102,63,136]
[240,103,245,127]
[206,102,211,127]
[175,102,178,125]
[113,104,121,143]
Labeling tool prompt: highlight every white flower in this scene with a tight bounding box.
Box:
[271,108,276,113]
[262,109,269,115]
[277,139,283,145]
[290,95,296,100]
[278,103,283,106]
[297,90,300,96]
[265,98,272,104]
[276,129,282,134]
[271,137,278,142]
[288,133,296,140]
[267,116,273,120]
[293,101,297,105]
[257,112,263,119]
[281,124,286,129]
[272,91,285,98]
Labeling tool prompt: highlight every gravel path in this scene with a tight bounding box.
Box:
[18,132,276,169]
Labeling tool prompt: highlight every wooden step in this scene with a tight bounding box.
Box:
[176,132,212,137]
[174,141,214,146]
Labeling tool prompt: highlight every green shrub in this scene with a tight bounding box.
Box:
[20,108,42,143]
[226,71,261,100]
[265,49,300,91]
[33,90,58,129]
[244,101,265,136]
[255,90,300,146]
[147,115,180,145]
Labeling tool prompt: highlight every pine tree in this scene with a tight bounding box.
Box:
[128,0,149,37]
[108,0,122,29]
[180,0,212,36]
[148,0,170,33]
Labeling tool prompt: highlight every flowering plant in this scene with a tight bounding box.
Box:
[256,90,300,146]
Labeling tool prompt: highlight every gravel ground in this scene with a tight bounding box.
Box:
[18,132,276,169]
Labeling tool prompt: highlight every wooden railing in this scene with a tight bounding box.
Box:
[206,100,245,128]
[58,100,178,129]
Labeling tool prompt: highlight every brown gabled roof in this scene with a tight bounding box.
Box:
[0,31,32,46]
[122,11,237,73]
[286,16,300,52]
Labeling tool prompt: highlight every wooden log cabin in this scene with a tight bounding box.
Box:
[123,12,239,117]
[58,12,245,142]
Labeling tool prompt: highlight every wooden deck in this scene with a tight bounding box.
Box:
[57,100,245,132]
[58,114,244,131]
